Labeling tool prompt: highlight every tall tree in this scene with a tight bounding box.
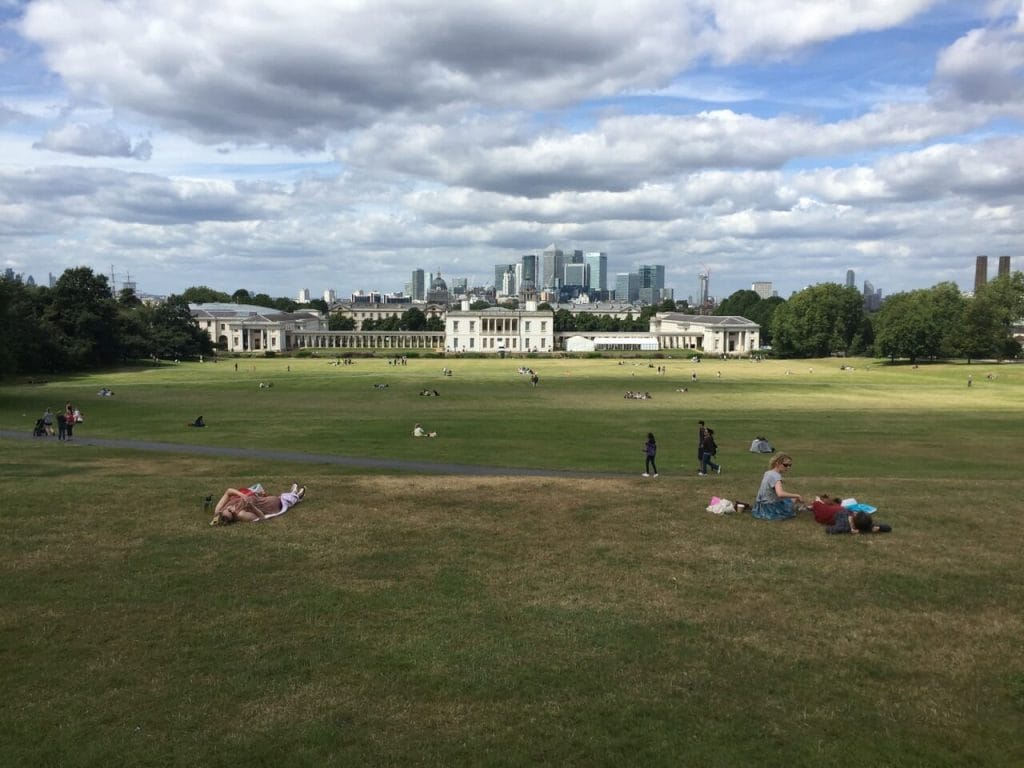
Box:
[770,283,865,357]
[181,286,231,304]
[873,283,964,362]
[961,273,1024,361]
[44,267,122,368]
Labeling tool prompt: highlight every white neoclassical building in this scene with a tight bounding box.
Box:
[191,303,327,352]
[649,313,760,355]
[444,300,555,353]
[191,302,760,356]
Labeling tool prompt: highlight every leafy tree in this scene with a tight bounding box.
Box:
[961,273,1024,361]
[181,286,231,304]
[770,283,865,358]
[553,308,576,332]
[425,315,444,332]
[715,290,762,318]
[146,295,215,360]
[0,278,59,375]
[328,313,356,331]
[470,300,492,311]
[231,288,252,304]
[44,267,122,369]
[308,298,329,314]
[872,283,964,362]
[400,307,427,331]
[118,287,142,308]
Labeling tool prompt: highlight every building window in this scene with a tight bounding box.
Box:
[453,321,459,331]
[541,321,547,331]
[470,321,475,331]
[452,337,458,349]
[469,338,474,348]
[525,321,531,331]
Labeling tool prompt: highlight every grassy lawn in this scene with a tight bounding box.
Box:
[2,357,1023,766]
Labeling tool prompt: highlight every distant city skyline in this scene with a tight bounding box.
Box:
[2,3,1023,301]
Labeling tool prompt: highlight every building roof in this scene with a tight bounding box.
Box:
[658,313,757,327]
[189,302,318,322]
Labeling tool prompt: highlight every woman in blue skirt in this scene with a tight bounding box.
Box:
[752,453,803,520]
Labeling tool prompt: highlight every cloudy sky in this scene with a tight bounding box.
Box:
[2,1,1023,302]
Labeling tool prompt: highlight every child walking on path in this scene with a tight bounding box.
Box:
[643,432,658,477]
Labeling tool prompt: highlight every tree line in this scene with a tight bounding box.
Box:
[715,277,1024,361]
[3,267,1021,376]
[1,268,214,376]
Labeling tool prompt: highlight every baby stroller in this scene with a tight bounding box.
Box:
[33,418,47,437]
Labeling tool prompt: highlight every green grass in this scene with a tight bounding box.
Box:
[2,357,1023,766]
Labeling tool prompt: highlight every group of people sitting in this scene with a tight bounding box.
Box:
[624,390,653,400]
[743,453,892,534]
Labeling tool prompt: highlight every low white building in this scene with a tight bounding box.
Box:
[565,335,660,352]
[649,313,760,355]
[191,303,327,352]
[445,300,554,353]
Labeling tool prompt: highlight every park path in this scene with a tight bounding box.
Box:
[1,429,618,479]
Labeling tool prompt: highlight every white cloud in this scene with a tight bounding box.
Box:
[33,122,152,159]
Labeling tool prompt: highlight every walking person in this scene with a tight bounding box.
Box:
[56,410,67,441]
[64,403,75,439]
[696,420,708,472]
[642,432,658,477]
[699,428,720,476]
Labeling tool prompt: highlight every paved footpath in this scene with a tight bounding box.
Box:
[1,429,619,479]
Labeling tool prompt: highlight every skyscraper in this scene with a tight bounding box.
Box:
[616,272,640,303]
[541,244,565,289]
[494,263,514,290]
[845,269,855,289]
[584,251,608,293]
[411,269,425,301]
[521,254,537,292]
[638,265,665,305]
[752,281,773,299]
[975,255,989,292]
[998,256,1011,279]
[563,263,588,288]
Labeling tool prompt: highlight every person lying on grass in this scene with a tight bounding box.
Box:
[210,483,305,525]
[826,509,892,535]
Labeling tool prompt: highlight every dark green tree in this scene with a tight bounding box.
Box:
[181,286,231,304]
[770,283,865,358]
[0,278,59,375]
[873,283,964,362]
[960,273,1024,361]
[44,267,122,369]
[400,307,427,331]
[715,289,761,318]
[328,313,356,331]
[146,295,216,360]
[553,308,576,332]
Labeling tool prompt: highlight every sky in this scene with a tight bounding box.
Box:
[1,0,1023,303]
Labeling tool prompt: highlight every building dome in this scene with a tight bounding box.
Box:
[431,274,448,291]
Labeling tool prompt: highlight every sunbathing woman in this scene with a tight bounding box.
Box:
[210,483,305,525]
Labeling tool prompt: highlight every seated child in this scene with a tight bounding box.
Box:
[826,510,892,535]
